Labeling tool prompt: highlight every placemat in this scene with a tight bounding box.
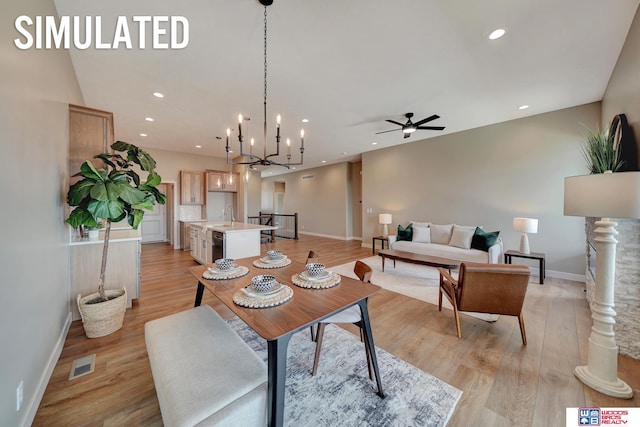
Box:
[202,265,250,280]
[252,257,292,269]
[291,272,341,289]
[233,284,294,308]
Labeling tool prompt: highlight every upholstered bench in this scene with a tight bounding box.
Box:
[145,305,267,427]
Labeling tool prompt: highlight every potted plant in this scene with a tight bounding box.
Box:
[66,141,166,337]
[581,125,625,174]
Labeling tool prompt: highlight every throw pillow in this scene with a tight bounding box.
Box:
[470,227,500,252]
[412,225,431,243]
[410,220,431,228]
[396,223,413,241]
[448,225,476,249]
[430,224,453,244]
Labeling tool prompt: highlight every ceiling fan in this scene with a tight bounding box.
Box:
[376,112,445,139]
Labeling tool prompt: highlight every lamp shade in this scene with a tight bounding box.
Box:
[564,172,640,219]
[379,214,392,225]
[513,217,538,234]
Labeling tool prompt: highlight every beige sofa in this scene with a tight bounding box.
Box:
[388,222,503,264]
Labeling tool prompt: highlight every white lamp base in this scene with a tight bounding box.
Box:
[575,218,633,399]
[519,233,530,254]
[382,224,389,238]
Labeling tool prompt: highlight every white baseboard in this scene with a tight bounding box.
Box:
[23,312,72,427]
[530,268,585,283]
[299,231,356,241]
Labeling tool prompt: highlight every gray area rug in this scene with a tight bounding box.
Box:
[331,256,499,322]
[227,317,462,426]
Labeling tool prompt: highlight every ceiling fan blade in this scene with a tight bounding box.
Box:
[375,128,401,135]
[416,126,445,131]
[403,132,411,139]
[385,119,406,127]
[413,114,440,127]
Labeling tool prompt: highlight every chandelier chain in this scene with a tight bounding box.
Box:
[264,6,268,104]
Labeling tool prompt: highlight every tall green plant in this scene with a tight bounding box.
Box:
[580,125,624,174]
[66,141,166,301]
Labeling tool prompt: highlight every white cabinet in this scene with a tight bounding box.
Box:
[190,225,211,264]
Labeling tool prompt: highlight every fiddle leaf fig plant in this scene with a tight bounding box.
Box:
[66,141,166,302]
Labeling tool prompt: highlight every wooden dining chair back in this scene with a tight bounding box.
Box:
[312,260,375,379]
[438,262,531,344]
[305,250,319,265]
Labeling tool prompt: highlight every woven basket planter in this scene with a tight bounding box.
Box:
[77,288,127,338]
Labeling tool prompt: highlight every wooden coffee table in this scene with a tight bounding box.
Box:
[378,249,460,272]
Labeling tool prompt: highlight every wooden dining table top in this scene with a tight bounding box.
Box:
[188,257,381,341]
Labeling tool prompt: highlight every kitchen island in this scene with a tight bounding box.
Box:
[189,222,276,264]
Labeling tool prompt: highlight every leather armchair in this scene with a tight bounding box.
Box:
[438,262,531,344]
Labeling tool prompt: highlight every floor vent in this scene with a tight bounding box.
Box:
[69,354,96,380]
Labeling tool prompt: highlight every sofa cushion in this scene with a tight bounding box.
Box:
[430,224,453,244]
[391,240,491,263]
[449,225,476,249]
[397,223,413,241]
[412,225,431,243]
[410,221,431,228]
[471,227,501,252]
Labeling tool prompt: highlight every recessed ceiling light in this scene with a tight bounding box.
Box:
[518,105,529,110]
[488,28,506,40]
[301,118,309,123]
[145,117,154,122]
[321,160,326,163]
[153,92,164,98]
[139,133,147,137]
[291,167,296,170]
[372,142,378,145]
[195,145,202,148]
[341,152,348,155]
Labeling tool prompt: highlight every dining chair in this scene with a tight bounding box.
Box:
[438,262,531,344]
[311,260,374,380]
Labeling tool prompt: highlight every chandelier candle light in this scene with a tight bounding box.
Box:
[513,217,538,254]
[379,214,392,238]
[225,0,304,170]
[564,171,639,399]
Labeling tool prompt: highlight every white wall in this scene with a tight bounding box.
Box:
[362,103,601,276]
[0,0,84,424]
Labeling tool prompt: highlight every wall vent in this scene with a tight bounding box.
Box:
[302,174,315,180]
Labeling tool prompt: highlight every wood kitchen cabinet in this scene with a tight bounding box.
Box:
[180,170,204,204]
[206,171,237,192]
[68,104,114,182]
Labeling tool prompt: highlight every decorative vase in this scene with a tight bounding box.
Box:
[77,288,127,338]
[88,229,100,240]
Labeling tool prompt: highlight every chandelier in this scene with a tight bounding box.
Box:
[225,0,304,170]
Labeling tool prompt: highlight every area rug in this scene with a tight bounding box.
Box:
[330,256,499,322]
[227,317,462,426]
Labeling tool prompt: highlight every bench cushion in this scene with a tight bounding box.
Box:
[145,305,267,427]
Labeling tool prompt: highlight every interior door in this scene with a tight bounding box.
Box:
[142,183,167,243]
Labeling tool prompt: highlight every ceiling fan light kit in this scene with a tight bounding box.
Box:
[377,112,445,139]
[225,0,304,170]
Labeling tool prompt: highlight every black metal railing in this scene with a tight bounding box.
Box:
[247,212,298,242]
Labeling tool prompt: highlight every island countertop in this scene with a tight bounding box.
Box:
[190,222,277,233]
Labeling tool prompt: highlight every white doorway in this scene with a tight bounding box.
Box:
[142,183,167,243]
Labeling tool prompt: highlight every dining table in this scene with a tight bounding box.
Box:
[189,256,385,427]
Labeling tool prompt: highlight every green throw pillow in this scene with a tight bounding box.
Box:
[397,223,413,241]
[470,227,500,251]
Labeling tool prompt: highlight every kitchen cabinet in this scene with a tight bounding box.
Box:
[180,170,204,204]
[190,224,211,264]
[206,171,237,192]
[68,104,114,183]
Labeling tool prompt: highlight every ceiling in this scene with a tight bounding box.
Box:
[54,0,640,176]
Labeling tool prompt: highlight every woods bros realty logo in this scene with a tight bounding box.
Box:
[567,407,640,425]
[13,15,189,49]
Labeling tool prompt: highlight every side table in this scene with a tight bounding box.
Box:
[504,250,545,284]
[372,236,389,254]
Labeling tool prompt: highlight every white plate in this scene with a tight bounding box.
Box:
[208,264,240,274]
[244,281,284,297]
[299,270,333,282]
[261,255,288,264]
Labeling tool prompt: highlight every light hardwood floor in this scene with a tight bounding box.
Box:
[34,236,640,426]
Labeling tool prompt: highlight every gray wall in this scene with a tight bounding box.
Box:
[261,162,351,238]
[0,0,84,424]
[361,103,601,276]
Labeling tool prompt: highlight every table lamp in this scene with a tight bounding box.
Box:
[379,214,392,238]
[564,171,640,399]
[513,217,538,254]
